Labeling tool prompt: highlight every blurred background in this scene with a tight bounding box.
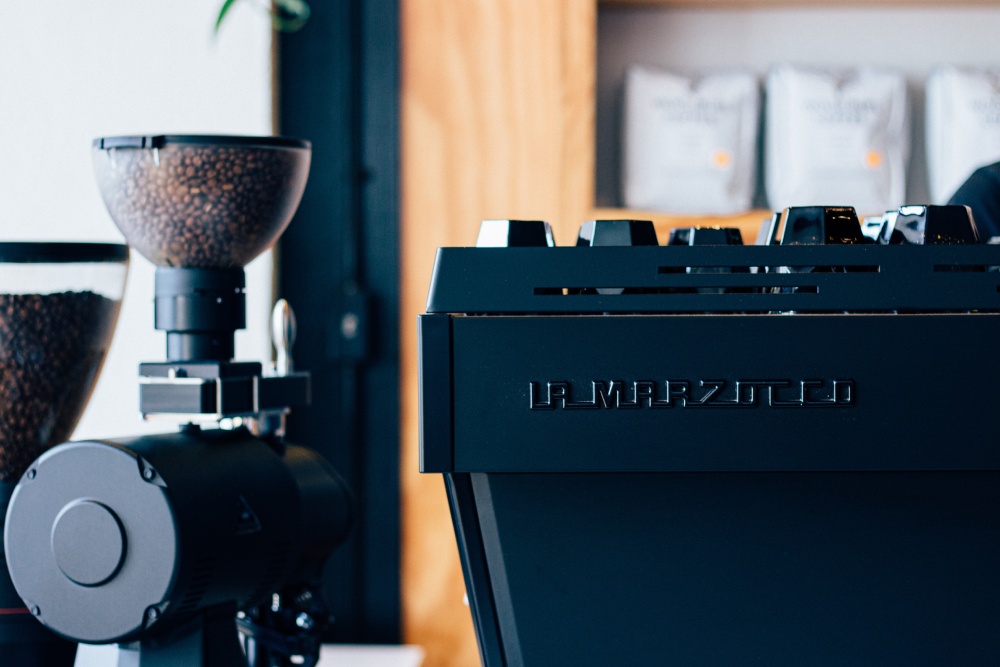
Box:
[4,2,1000,667]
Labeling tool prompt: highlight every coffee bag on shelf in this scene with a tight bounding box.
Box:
[926,66,1000,204]
[765,65,908,216]
[621,66,759,215]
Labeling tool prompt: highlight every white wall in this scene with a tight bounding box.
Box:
[598,5,1000,208]
[0,0,275,441]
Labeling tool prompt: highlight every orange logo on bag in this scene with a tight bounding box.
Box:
[712,150,732,168]
[865,150,884,169]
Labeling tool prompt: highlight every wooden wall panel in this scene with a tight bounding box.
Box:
[400,2,596,665]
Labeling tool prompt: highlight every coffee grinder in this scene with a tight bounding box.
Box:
[0,241,128,666]
[4,135,352,667]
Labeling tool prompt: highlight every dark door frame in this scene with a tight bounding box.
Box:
[276,0,399,644]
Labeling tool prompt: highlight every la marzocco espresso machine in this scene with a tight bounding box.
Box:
[420,208,1000,666]
[4,135,352,667]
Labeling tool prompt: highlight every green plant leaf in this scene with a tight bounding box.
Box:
[214,0,240,34]
[215,0,311,34]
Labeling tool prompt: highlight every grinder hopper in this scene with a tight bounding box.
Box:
[92,135,311,363]
[0,242,128,664]
[92,135,310,269]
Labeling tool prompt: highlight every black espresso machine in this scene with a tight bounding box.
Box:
[419,208,1000,666]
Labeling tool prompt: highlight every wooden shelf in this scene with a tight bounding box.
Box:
[600,0,1000,6]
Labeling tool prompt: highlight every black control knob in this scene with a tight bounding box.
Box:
[773,207,870,288]
[879,205,980,244]
[755,213,781,246]
[576,219,658,247]
[667,228,692,246]
[669,226,744,246]
[861,211,894,242]
[476,220,555,247]
[574,220,657,295]
[684,227,748,292]
[687,227,744,246]
[779,206,868,246]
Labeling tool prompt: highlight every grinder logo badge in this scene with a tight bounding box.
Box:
[530,378,855,410]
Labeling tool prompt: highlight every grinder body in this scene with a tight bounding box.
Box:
[3,427,350,646]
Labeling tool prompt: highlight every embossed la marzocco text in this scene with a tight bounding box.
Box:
[529,379,855,410]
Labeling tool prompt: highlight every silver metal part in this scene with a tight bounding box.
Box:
[272,298,296,376]
[253,299,301,439]
[136,301,308,433]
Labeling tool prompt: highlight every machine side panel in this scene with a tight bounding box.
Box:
[444,474,506,667]
[418,314,454,472]
[451,314,1000,473]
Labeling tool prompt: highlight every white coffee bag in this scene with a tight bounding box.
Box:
[926,66,1000,204]
[765,66,908,216]
[621,66,759,214]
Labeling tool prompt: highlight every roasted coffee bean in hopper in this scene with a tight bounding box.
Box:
[0,242,127,667]
[92,137,310,268]
[0,292,117,480]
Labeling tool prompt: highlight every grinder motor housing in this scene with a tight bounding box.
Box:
[4,428,351,645]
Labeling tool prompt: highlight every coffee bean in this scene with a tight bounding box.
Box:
[0,292,118,481]
[94,144,309,269]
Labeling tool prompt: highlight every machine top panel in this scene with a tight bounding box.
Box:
[426,245,1000,315]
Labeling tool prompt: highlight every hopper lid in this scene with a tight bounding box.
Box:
[93,135,310,150]
[0,242,128,264]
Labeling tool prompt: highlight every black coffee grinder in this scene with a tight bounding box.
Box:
[4,135,352,667]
